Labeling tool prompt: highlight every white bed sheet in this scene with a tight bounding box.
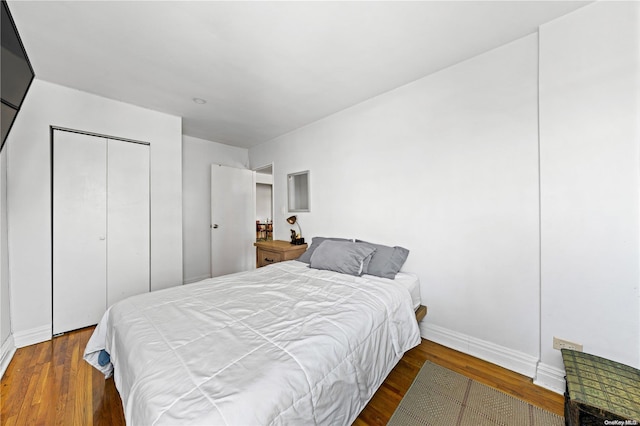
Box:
[84,260,421,425]
[363,270,422,310]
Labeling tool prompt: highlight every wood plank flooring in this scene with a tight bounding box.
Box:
[1,326,563,425]
[356,340,564,425]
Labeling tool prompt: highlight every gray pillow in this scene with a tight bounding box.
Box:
[355,240,410,279]
[297,236,352,264]
[309,241,376,276]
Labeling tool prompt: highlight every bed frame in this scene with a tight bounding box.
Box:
[416,305,427,322]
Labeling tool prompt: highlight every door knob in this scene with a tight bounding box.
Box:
[212,224,219,229]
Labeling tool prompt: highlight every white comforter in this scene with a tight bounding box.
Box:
[84,260,421,425]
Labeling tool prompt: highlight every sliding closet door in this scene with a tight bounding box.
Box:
[53,131,107,335]
[106,140,149,306]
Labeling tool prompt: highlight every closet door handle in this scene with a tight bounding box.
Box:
[99,236,106,240]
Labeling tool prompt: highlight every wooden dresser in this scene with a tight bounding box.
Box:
[254,240,308,268]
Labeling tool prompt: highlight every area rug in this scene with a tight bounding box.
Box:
[388,361,564,426]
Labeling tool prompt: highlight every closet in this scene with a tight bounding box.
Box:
[52,129,150,335]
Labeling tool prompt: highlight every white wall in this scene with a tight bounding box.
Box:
[0,149,9,343]
[250,2,640,389]
[250,34,542,376]
[182,135,249,283]
[6,79,183,346]
[0,148,14,376]
[537,1,640,389]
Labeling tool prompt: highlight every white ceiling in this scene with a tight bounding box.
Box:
[8,1,589,149]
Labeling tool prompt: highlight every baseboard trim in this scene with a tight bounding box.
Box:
[420,322,539,378]
[13,324,51,348]
[534,362,565,394]
[183,274,211,285]
[0,334,16,378]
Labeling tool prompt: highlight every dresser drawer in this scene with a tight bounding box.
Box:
[254,240,308,268]
[257,249,283,267]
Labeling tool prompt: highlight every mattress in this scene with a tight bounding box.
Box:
[84,260,421,425]
[363,269,422,310]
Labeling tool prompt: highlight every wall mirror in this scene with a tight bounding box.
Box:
[287,170,310,212]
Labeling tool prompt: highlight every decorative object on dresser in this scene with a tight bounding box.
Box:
[561,349,640,425]
[255,219,273,241]
[286,215,304,245]
[254,239,307,268]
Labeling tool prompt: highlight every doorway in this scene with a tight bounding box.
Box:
[255,164,274,242]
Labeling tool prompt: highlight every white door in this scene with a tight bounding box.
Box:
[211,165,255,277]
[106,140,150,306]
[53,130,150,335]
[53,131,107,335]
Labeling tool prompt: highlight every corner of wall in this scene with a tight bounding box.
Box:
[13,324,51,348]
[0,333,16,379]
[0,325,53,379]
[534,362,565,394]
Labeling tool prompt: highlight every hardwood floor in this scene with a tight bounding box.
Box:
[0,327,124,426]
[1,327,563,425]
[356,340,564,425]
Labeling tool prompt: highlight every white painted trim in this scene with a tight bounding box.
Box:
[0,334,16,378]
[534,362,566,394]
[255,173,273,185]
[13,324,51,348]
[420,322,539,378]
[183,274,210,285]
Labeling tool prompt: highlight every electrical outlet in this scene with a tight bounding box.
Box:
[553,337,583,352]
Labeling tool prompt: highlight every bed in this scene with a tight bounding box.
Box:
[84,258,421,425]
